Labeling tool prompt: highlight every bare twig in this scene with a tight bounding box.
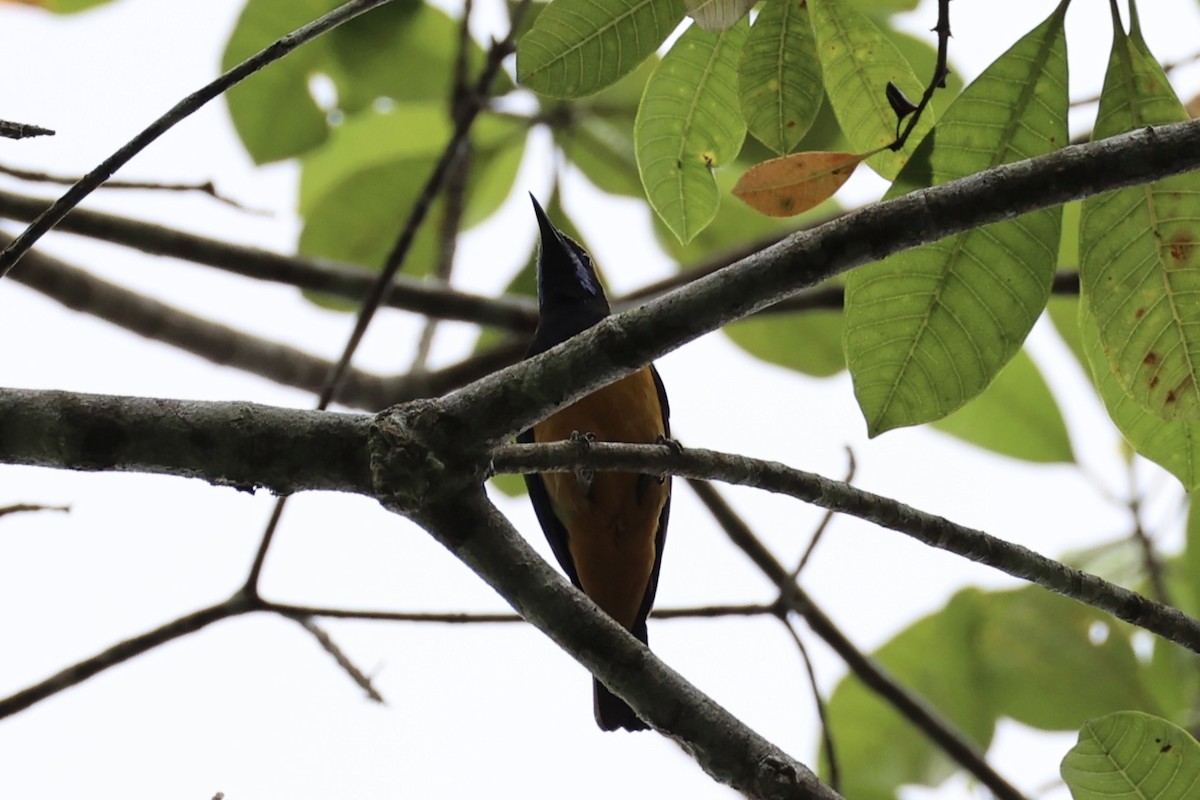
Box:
[494,440,1200,654]
[287,614,385,703]
[0,164,258,211]
[0,503,70,518]
[264,601,775,624]
[0,0,400,278]
[779,617,840,793]
[0,120,53,140]
[0,595,252,720]
[685,479,1026,800]
[793,448,855,577]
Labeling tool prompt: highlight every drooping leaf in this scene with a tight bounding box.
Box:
[1080,9,1200,420]
[843,2,1069,435]
[733,150,868,217]
[738,0,822,155]
[1061,711,1200,800]
[931,349,1074,463]
[807,0,931,179]
[516,0,686,98]
[635,20,749,244]
[1081,302,1200,491]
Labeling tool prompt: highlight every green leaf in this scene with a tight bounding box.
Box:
[980,589,1151,730]
[328,1,512,114]
[931,349,1074,463]
[1061,711,1200,800]
[223,0,336,163]
[516,0,686,98]
[636,20,749,244]
[223,0,507,164]
[738,0,822,155]
[823,589,994,798]
[807,0,931,179]
[843,3,1069,434]
[1081,302,1200,491]
[555,58,658,198]
[298,106,525,279]
[725,308,845,377]
[1080,11,1200,420]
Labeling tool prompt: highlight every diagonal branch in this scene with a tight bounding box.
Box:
[438,122,1200,448]
[0,0,402,278]
[405,487,841,800]
[493,440,1200,654]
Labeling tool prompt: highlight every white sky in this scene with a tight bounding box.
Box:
[1,0,1199,798]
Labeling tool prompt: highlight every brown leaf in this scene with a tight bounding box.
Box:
[733,151,868,217]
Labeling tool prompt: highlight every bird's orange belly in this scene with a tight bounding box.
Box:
[533,368,668,629]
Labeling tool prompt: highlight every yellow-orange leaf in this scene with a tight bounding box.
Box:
[733,151,867,217]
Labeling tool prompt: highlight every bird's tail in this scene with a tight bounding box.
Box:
[594,679,648,731]
[593,618,650,732]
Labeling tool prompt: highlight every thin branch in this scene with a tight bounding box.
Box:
[6,240,392,408]
[793,448,855,577]
[1127,466,1173,607]
[0,164,257,211]
[264,600,775,624]
[0,189,537,332]
[0,120,53,140]
[0,0,400,278]
[685,480,1027,800]
[494,440,1200,654]
[889,0,951,151]
[0,503,70,518]
[0,594,252,720]
[286,614,385,703]
[779,616,840,794]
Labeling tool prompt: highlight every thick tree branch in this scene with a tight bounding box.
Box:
[438,122,1200,447]
[0,388,372,494]
[396,486,840,800]
[494,441,1200,654]
[0,189,537,331]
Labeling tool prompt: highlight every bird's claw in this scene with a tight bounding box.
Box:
[570,431,596,490]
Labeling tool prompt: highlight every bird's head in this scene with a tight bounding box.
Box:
[530,195,611,335]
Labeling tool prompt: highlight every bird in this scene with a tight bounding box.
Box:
[519,194,671,732]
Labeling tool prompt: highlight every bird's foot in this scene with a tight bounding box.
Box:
[654,435,682,483]
[570,430,596,490]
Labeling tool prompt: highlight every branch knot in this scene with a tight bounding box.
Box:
[368,400,489,514]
